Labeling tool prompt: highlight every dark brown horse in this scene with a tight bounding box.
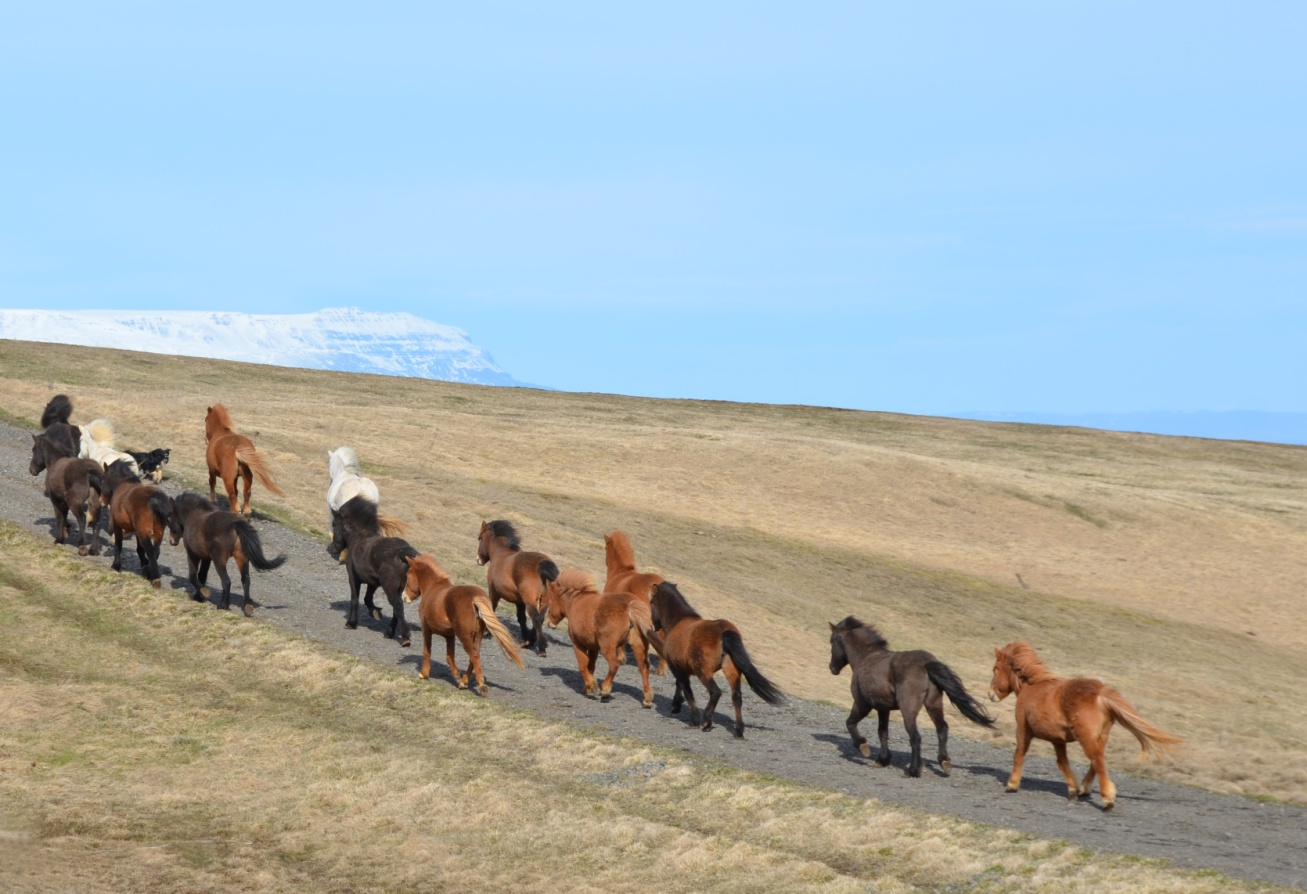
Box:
[101,459,173,588]
[989,641,1182,809]
[829,617,995,777]
[331,496,417,646]
[402,554,524,695]
[545,569,665,708]
[28,431,103,556]
[650,581,784,737]
[166,492,287,616]
[477,520,560,656]
[204,404,285,516]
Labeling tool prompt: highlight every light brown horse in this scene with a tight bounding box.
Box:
[989,641,1182,810]
[545,569,665,708]
[402,554,524,695]
[650,581,784,737]
[204,404,285,517]
[477,520,559,656]
[101,459,173,588]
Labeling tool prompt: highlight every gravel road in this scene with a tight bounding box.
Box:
[4,418,1304,889]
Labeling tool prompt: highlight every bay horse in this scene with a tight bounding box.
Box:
[331,496,417,646]
[477,520,560,656]
[989,641,1183,810]
[829,617,995,777]
[166,492,287,616]
[79,418,141,477]
[28,432,104,556]
[545,569,665,708]
[650,581,784,737]
[401,554,524,695]
[39,394,81,457]
[204,404,285,516]
[101,459,173,588]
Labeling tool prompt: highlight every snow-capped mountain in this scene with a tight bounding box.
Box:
[0,307,522,387]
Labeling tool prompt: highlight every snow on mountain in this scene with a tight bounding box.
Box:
[0,307,522,387]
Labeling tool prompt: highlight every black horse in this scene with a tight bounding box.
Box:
[829,616,995,777]
[166,492,286,616]
[39,394,81,457]
[29,431,104,555]
[331,496,417,647]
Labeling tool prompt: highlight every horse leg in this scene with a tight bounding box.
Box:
[416,625,433,679]
[391,591,411,647]
[1005,715,1033,793]
[902,707,924,778]
[185,550,205,602]
[146,536,163,589]
[1052,742,1079,801]
[110,520,124,572]
[631,636,654,708]
[673,670,700,726]
[669,669,686,714]
[925,695,952,775]
[240,464,253,517]
[1081,719,1117,809]
[238,556,254,617]
[446,633,468,689]
[598,640,623,701]
[214,560,234,610]
[459,631,487,695]
[364,584,383,622]
[875,708,893,767]
[528,603,547,656]
[208,467,219,505]
[845,695,873,759]
[725,663,745,738]
[197,557,212,598]
[49,494,69,544]
[345,570,361,629]
[700,674,723,733]
[515,602,533,648]
[572,643,597,696]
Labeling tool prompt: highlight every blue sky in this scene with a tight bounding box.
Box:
[2,3,1304,416]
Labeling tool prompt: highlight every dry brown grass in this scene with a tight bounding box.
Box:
[0,519,1288,894]
[2,339,1307,806]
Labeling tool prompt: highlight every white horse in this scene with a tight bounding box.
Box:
[328,447,408,561]
[79,418,141,477]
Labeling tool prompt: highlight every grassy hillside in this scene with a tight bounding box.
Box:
[3,339,1306,805]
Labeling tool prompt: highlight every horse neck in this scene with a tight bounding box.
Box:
[605,539,635,576]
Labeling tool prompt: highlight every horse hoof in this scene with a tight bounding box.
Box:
[399,639,411,648]
[733,727,744,739]
[371,609,383,621]
[200,586,212,598]
[1102,800,1115,812]
[940,760,952,776]
[700,722,713,733]
[600,693,612,702]
[905,769,921,779]
[151,579,161,590]
[1005,785,1020,794]
[345,621,357,629]
[457,679,468,689]
[874,758,891,768]
[858,743,872,759]
[78,546,88,556]
[642,700,653,709]
[243,604,255,617]
[191,593,205,603]
[477,685,488,696]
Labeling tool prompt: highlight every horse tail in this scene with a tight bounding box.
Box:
[85,463,105,499]
[41,394,73,428]
[925,660,996,728]
[147,491,173,533]
[86,418,116,447]
[627,598,668,674]
[376,511,409,538]
[234,444,287,496]
[721,628,785,705]
[234,521,288,572]
[1100,687,1182,760]
[538,559,560,587]
[472,593,525,669]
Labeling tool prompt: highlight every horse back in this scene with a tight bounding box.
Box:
[49,457,102,500]
[350,536,417,590]
[605,569,663,603]
[1018,676,1104,742]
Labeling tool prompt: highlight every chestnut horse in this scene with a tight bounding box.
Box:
[166,492,287,616]
[545,569,665,708]
[829,617,995,777]
[477,520,560,656]
[101,459,173,588]
[602,529,667,672]
[204,404,285,516]
[650,581,784,737]
[401,554,524,695]
[29,431,104,556]
[989,641,1182,810]
[331,496,417,646]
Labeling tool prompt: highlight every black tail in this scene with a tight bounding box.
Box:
[721,629,785,705]
[41,394,73,428]
[148,492,173,531]
[86,464,104,498]
[926,660,996,727]
[234,521,288,572]
[538,559,560,586]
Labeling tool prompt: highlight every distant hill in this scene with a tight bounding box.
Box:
[0,307,523,387]
[955,410,1307,446]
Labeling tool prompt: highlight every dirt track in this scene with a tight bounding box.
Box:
[3,418,1305,890]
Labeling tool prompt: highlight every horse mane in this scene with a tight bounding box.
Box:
[832,616,889,650]
[410,554,451,587]
[329,446,362,477]
[605,530,636,571]
[1002,642,1063,685]
[41,394,73,428]
[487,519,521,550]
[554,567,597,596]
[653,581,701,620]
[176,491,218,513]
[206,403,235,432]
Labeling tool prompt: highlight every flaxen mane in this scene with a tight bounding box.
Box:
[605,530,636,570]
[206,403,236,433]
[553,567,597,596]
[1003,642,1063,685]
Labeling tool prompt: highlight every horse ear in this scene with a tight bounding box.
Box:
[829,622,837,633]
[994,647,1003,659]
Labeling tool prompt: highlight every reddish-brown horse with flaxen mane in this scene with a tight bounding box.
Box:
[402,554,524,695]
[546,568,665,708]
[477,520,559,656]
[989,641,1182,810]
[205,404,285,517]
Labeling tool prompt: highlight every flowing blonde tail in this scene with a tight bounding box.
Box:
[627,599,667,675]
[86,418,117,447]
[377,512,409,538]
[1101,688,1183,760]
[235,444,286,496]
[473,594,525,669]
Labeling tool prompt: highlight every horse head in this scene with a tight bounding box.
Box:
[828,622,850,675]
[988,646,1016,702]
[476,521,492,565]
[402,554,450,605]
[29,433,48,476]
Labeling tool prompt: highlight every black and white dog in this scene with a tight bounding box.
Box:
[127,448,170,483]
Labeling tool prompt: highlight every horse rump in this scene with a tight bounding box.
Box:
[925,660,996,728]
[721,629,785,705]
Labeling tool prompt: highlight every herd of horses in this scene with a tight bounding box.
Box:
[23,394,1182,810]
